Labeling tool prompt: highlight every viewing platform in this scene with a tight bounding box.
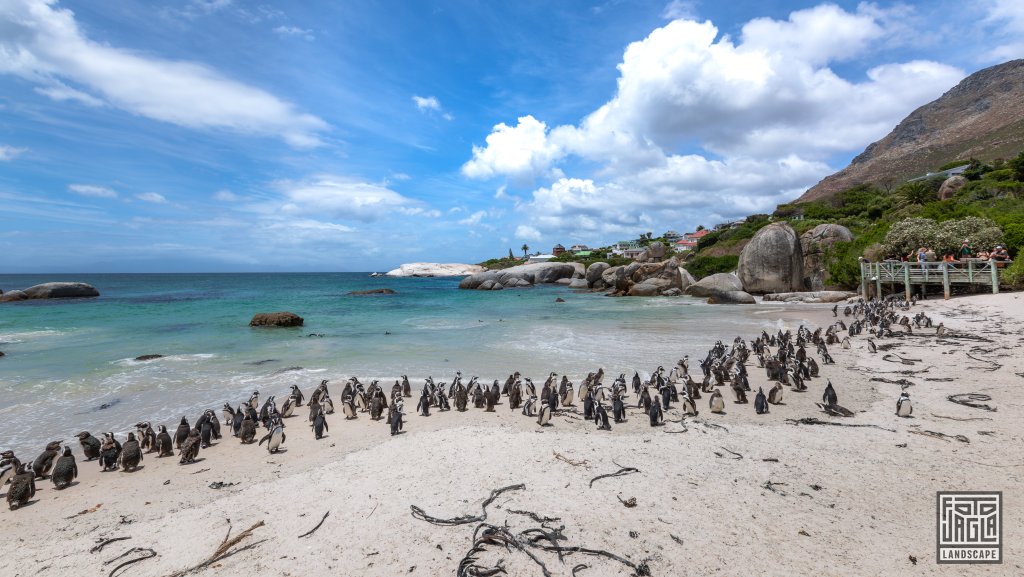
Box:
[860,259,1006,300]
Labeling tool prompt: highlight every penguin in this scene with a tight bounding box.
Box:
[402,375,412,397]
[136,422,157,453]
[731,381,748,404]
[239,412,257,444]
[594,402,611,431]
[199,418,213,449]
[612,393,626,423]
[680,393,698,417]
[290,384,305,407]
[583,389,595,420]
[77,432,101,461]
[547,388,559,412]
[312,407,328,440]
[709,390,725,414]
[259,396,276,425]
[155,425,174,456]
[222,403,235,426]
[867,338,877,353]
[280,396,295,418]
[522,395,537,417]
[32,441,61,479]
[258,420,286,453]
[179,429,201,464]
[416,389,431,417]
[660,385,672,410]
[537,403,552,427]
[767,382,783,405]
[896,392,913,417]
[389,400,404,436]
[232,405,245,436]
[506,384,519,411]
[99,433,120,471]
[0,453,18,490]
[248,390,260,413]
[648,397,664,426]
[485,383,497,412]
[119,432,143,472]
[343,396,357,420]
[754,388,769,414]
[561,380,574,406]
[6,463,35,510]
[823,380,838,407]
[51,447,77,490]
[638,386,652,413]
[174,417,190,449]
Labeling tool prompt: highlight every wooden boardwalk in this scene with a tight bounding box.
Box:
[860,260,1005,300]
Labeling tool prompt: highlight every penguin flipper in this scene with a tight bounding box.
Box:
[258,433,270,446]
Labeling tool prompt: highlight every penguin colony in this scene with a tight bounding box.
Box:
[2,295,926,511]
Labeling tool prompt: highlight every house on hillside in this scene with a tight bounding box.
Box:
[908,164,968,182]
[674,239,698,252]
[569,244,590,252]
[552,244,565,257]
[528,254,556,263]
[610,240,641,257]
[663,230,682,243]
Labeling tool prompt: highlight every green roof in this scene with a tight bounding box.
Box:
[574,251,593,257]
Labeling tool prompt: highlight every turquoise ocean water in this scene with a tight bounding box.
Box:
[0,273,807,454]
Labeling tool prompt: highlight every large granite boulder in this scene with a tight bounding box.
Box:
[568,278,589,289]
[636,241,667,263]
[678,268,696,291]
[249,312,304,327]
[347,288,396,295]
[586,262,610,287]
[458,262,579,290]
[707,290,757,304]
[20,282,99,300]
[737,223,804,294]
[1,290,28,302]
[686,273,743,297]
[800,224,854,291]
[938,175,968,200]
[762,291,856,303]
[386,263,485,277]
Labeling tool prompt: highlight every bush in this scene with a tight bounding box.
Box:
[882,217,940,257]
[982,168,1015,182]
[1003,223,1024,258]
[936,217,1003,255]
[1001,258,1024,290]
[938,159,970,171]
[685,255,739,279]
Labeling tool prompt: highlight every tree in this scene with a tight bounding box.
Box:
[895,181,934,208]
[521,244,529,258]
[696,225,705,231]
[1008,150,1024,182]
[508,248,514,259]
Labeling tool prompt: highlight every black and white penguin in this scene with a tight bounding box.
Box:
[99,433,120,471]
[239,413,257,444]
[401,375,412,397]
[6,463,35,510]
[248,390,260,414]
[222,403,236,427]
[77,432,101,461]
[290,384,305,407]
[594,402,611,431]
[547,388,559,412]
[136,422,157,453]
[179,429,201,464]
[583,389,595,420]
[612,393,626,423]
[561,380,575,406]
[258,420,286,453]
[342,396,357,420]
[896,392,913,417]
[370,394,384,420]
[389,400,404,436]
[709,389,725,414]
[51,447,77,490]
[206,410,221,439]
[867,338,877,353]
[754,387,769,414]
[638,386,652,413]
[156,425,174,456]
[32,441,61,479]
[312,407,328,440]
[823,380,838,406]
[174,417,190,449]
[537,403,552,426]
[259,396,277,426]
[199,417,213,449]
[680,393,698,417]
[280,396,295,418]
[0,453,18,490]
[522,395,537,417]
[119,432,143,472]
[648,397,664,426]
[232,405,245,436]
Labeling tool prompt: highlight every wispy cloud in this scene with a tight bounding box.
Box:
[69,184,118,198]
[661,0,698,20]
[0,145,27,162]
[413,95,453,120]
[136,192,168,203]
[273,25,315,41]
[1,0,328,148]
[213,189,240,201]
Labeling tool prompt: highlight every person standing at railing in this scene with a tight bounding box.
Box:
[959,240,974,259]
[943,252,956,263]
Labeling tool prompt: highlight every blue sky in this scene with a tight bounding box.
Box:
[1,0,1022,272]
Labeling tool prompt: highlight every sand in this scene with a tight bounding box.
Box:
[2,292,1023,576]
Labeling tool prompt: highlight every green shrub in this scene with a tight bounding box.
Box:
[1003,223,1024,258]
[938,159,970,171]
[1001,258,1024,290]
[982,168,1015,182]
[685,255,739,279]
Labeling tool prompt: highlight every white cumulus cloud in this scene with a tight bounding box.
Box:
[0,145,27,161]
[274,175,430,222]
[136,192,167,203]
[514,225,542,242]
[0,0,328,148]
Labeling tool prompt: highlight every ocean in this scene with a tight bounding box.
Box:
[0,273,811,454]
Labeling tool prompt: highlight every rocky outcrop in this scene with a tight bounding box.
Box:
[624,257,686,296]
[685,273,743,297]
[347,288,397,295]
[800,224,853,291]
[938,175,968,200]
[707,290,756,304]
[762,291,856,303]
[458,262,581,290]
[134,354,165,361]
[19,282,99,300]
[249,312,304,327]
[586,262,610,287]
[737,223,803,294]
[386,263,485,277]
[568,278,589,289]
[635,241,667,263]
[1,290,28,302]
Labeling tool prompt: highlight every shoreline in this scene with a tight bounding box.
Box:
[2,292,1022,576]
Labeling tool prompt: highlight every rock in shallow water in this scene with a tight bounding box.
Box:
[706,290,757,304]
[347,288,397,295]
[20,282,99,300]
[249,312,304,327]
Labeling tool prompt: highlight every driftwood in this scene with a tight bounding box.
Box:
[964,353,1001,371]
[616,495,637,508]
[908,429,969,443]
[298,511,330,538]
[553,451,588,467]
[947,393,996,412]
[717,447,743,460]
[589,465,639,488]
[507,509,562,524]
[572,564,589,576]
[163,520,265,577]
[785,417,895,432]
[105,547,157,577]
[931,414,991,422]
[411,484,525,526]
[762,481,788,495]
[870,377,916,388]
[882,354,921,365]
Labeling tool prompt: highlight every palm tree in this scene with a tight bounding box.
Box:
[521,244,529,258]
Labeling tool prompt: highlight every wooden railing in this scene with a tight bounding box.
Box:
[860,259,1006,300]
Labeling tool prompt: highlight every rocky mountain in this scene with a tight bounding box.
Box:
[798,59,1024,202]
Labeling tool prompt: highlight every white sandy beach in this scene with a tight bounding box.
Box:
[2,292,1022,577]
